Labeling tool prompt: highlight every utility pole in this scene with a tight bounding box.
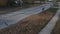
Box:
[20,0,23,8]
[32,0,35,4]
[45,0,48,2]
[52,0,57,5]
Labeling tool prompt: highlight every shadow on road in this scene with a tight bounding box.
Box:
[0,4,41,14]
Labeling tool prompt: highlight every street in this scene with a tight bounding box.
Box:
[0,3,53,29]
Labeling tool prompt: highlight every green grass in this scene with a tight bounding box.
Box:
[47,8,58,13]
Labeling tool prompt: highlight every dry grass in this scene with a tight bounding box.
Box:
[51,16,60,34]
[0,11,54,34]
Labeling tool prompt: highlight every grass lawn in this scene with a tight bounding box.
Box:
[0,8,58,34]
[51,16,60,34]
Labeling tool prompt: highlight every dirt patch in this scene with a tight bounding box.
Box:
[0,8,58,34]
[51,16,60,34]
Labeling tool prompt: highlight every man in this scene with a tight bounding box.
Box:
[42,6,44,11]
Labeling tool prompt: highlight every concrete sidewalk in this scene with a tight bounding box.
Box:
[38,5,60,34]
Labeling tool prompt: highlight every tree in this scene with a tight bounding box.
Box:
[23,0,35,3]
[39,0,45,1]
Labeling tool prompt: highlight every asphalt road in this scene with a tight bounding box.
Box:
[0,3,53,29]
